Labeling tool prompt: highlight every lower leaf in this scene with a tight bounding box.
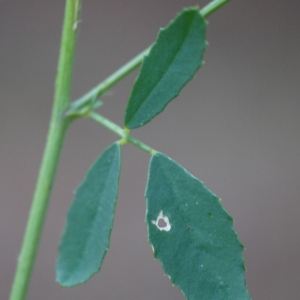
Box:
[145,153,250,300]
[56,142,121,287]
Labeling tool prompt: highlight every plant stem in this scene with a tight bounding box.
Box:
[200,0,231,18]
[9,1,81,300]
[73,48,150,108]
[90,112,126,138]
[127,135,157,155]
[72,0,231,108]
[89,112,156,155]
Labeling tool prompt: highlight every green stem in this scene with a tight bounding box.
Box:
[89,111,126,138]
[74,48,150,108]
[9,1,81,300]
[200,0,231,18]
[72,0,231,108]
[89,112,156,155]
[127,135,156,155]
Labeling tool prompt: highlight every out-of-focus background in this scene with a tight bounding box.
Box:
[1,0,299,299]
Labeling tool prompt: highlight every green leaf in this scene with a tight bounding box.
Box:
[145,153,250,300]
[124,7,207,129]
[56,142,121,287]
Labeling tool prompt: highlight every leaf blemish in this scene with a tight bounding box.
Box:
[152,211,171,231]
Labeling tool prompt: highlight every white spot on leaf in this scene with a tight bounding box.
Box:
[152,211,171,231]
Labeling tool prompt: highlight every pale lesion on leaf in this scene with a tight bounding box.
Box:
[151,211,171,232]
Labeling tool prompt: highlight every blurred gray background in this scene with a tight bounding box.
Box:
[1,0,299,299]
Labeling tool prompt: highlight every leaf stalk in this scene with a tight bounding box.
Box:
[89,112,156,155]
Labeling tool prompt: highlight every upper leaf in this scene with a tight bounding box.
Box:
[124,7,207,129]
[56,142,121,287]
[145,153,250,300]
